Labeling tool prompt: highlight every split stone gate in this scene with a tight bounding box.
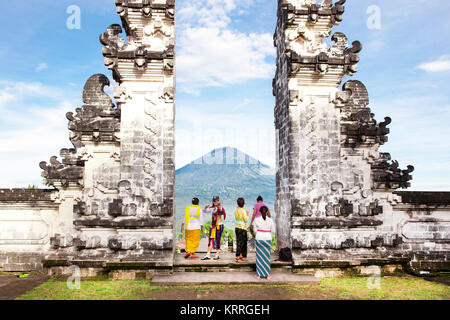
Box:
[0,0,449,275]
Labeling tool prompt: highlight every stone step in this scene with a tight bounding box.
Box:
[174,252,292,273]
[151,272,318,286]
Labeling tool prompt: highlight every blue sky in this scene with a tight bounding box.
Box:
[0,0,449,190]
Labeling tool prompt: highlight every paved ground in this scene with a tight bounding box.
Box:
[147,283,334,300]
[0,274,50,300]
[152,272,318,286]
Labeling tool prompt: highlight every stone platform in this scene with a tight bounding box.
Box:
[151,272,317,286]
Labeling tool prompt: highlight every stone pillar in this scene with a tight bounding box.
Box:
[274,0,413,261]
[41,1,176,269]
[103,1,175,221]
[102,0,175,232]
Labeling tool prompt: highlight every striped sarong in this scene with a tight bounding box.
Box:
[208,225,224,250]
[256,239,272,278]
[215,225,224,250]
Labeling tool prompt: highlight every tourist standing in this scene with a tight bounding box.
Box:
[254,206,275,280]
[201,196,226,260]
[215,198,226,251]
[249,195,271,231]
[234,198,249,263]
[181,198,203,259]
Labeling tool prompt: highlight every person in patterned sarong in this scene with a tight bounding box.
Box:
[254,206,275,280]
[201,196,226,260]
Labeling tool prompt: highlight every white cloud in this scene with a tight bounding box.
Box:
[178,0,237,29]
[0,91,14,107]
[176,0,275,95]
[0,80,65,101]
[418,55,450,72]
[35,62,48,72]
[0,80,79,187]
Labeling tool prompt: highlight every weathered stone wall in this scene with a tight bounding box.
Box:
[393,192,450,272]
[0,189,59,271]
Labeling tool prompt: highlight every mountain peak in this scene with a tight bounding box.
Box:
[175,146,276,208]
[187,146,266,167]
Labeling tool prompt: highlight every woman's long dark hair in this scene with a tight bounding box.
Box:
[260,206,269,221]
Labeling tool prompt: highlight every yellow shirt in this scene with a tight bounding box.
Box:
[234,207,249,230]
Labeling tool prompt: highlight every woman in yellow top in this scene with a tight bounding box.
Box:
[181,198,203,259]
[234,198,249,263]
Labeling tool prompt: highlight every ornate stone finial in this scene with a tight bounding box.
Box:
[372,154,415,190]
[142,0,152,17]
[289,33,362,78]
[66,74,120,143]
[115,0,128,17]
[100,24,124,49]
[285,0,346,25]
[101,0,176,79]
[340,80,393,147]
[39,150,84,188]
[100,24,125,70]
[331,0,346,24]
[82,74,114,107]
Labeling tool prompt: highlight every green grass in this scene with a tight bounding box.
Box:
[16,276,450,300]
[16,279,152,301]
[319,276,450,300]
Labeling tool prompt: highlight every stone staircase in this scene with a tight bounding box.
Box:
[173,252,292,273]
[150,252,316,286]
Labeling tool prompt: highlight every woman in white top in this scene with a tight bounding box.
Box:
[253,206,275,280]
[181,198,203,259]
